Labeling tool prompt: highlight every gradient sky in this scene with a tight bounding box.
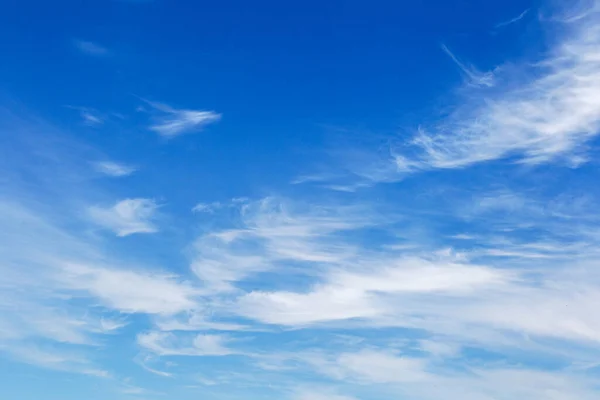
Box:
[3,0,600,399]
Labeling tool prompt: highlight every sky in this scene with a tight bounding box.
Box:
[3,0,600,399]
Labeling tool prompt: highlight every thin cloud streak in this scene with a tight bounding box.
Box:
[190,197,372,294]
[144,100,221,138]
[66,106,104,126]
[441,44,496,87]
[93,161,136,177]
[495,8,530,28]
[137,332,233,356]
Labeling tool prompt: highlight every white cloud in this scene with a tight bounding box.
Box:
[0,202,106,348]
[234,251,600,347]
[60,263,200,315]
[192,198,248,213]
[331,258,510,294]
[145,101,221,138]
[155,312,249,332]
[219,194,600,356]
[320,350,430,384]
[7,6,600,397]
[237,286,380,326]
[137,332,233,356]
[341,352,598,400]
[236,256,511,326]
[66,106,104,126]
[73,40,109,57]
[80,110,103,125]
[393,9,600,171]
[0,343,109,377]
[88,198,159,236]
[190,197,371,293]
[99,317,129,332]
[0,302,98,345]
[93,161,136,177]
[192,201,223,213]
[441,44,496,88]
[417,339,460,357]
[0,198,201,374]
[268,345,600,400]
[136,355,173,377]
[495,8,530,28]
[292,389,358,400]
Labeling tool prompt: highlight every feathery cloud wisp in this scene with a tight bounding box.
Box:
[495,8,530,28]
[146,101,221,138]
[393,10,600,172]
[190,197,370,293]
[137,332,233,356]
[88,198,159,236]
[192,201,223,213]
[235,255,512,326]
[293,390,358,400]
[81,110,103,125]
[60,263,199,315]
[6,2,600,399]
[66,106,104,125]
[441,44,496,87]
[0,199,199,376]
[93,161,136,177]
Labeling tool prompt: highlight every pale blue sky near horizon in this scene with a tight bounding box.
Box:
[3,0,600,399]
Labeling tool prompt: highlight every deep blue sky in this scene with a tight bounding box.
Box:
[0,0,540,199]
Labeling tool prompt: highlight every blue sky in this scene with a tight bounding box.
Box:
[3,0,600,399]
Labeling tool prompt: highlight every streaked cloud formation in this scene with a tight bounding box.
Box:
[93,161,136,177]
[66,106,104,125]
[495,8,530,28]
[4,1,600,400]
[88,198,159,236]
[441,44,496,87]
[394,8,600,173]
[146,100,221,138]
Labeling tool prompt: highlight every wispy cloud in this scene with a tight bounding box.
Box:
[192,201,224,213]
[292,348,600,400]
[88,198,159,236]
[192,198,248,213]
[5,105,600,398]
[145,100,221,138]
[495,8,530,28]
[305,349,430,384]
[190,197,371,293]
[93,161,136,177]
[137,332,233,356]
[235,254,512,326]
[135,355,174,377]
[441,44,496,87]
[223,194,600,348]
[66,106,104,126]
[81,110,103,125]
[73,40,109,57]
[292,389,358,400]
[0,198,201,376]
[392,10,600,172]
[0,344,110,377]
[6,2,600,399]
[60,263,200,314]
